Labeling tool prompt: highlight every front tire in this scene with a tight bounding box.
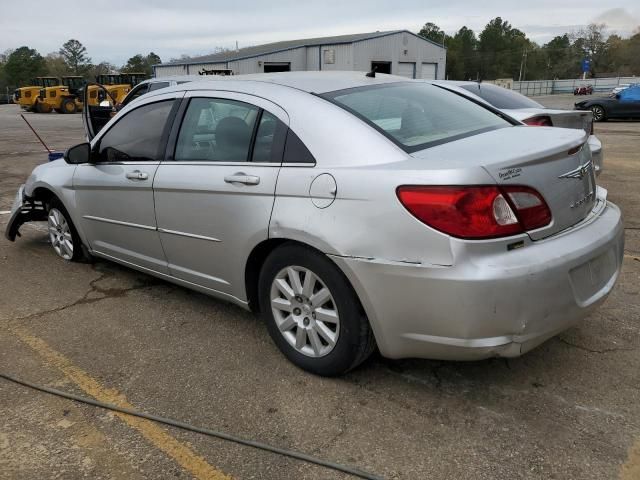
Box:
[46,200,83,261]
[591,105,606,122]
[258,244,375,376]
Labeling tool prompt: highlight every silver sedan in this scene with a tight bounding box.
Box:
[6,72,624,376]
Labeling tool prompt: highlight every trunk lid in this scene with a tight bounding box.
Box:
[410,126,596,240]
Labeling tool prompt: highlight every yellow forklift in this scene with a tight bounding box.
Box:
[34,76,85,113]
[13,77,59,111]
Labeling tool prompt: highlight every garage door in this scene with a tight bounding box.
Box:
[421,63,437,80]
[397,62,415,79]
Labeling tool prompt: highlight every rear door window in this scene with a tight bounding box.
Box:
[175,98,259,162]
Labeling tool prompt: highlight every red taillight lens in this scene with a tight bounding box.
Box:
[523,115,553,127]
[501,186,552,231]
[396,185,551,240]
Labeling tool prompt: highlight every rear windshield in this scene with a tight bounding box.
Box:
[461,83,544,109]
[324,83,512,152]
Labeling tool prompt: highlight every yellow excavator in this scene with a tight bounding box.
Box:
[14,77,59,111]
[34,76,85,113]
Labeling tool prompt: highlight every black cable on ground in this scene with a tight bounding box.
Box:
[0,372,383,480]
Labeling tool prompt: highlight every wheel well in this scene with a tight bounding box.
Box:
[245,238,289,312]
[31,187,56,207]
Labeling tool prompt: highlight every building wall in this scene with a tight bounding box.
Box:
[352,33,446,79]
[232,47,308,74]
[154,32,446,79]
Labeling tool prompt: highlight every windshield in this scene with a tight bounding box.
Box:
[462,83,544,109]
[324,83,512,152]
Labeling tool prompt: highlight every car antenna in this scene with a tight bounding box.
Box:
[366,66,377,78]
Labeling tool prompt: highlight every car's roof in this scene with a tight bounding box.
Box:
[155,71,415,94]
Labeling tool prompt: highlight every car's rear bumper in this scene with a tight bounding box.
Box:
[331,189,624,360]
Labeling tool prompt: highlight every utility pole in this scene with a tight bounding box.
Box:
[518,49,528,82]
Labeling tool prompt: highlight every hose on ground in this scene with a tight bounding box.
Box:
[0,372,383,480]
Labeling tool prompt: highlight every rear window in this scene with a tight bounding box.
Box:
[462,83,544,109]
[324,83,512,152]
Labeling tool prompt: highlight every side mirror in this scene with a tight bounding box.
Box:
[615,93,621,99]
[64,142,91,164]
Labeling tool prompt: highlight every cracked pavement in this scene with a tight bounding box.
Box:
[1,99,639,479]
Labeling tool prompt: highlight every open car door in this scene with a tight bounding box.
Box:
[82,82,117,140]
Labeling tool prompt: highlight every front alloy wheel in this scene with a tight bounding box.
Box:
[48,208,74,260]
[270,266,340,358]
[591,105,606,122]
[46,200,84,262]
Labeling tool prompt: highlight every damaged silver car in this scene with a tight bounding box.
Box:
[6,72,624,376]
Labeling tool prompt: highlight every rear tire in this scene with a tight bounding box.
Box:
[35,101,51,113]
[61,98,76,114]
[591,105,606,122]
[258,244,375,376]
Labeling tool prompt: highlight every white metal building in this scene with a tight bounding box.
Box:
[154,30,446,80]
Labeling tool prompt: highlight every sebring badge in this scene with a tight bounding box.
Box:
[558,161,593,180]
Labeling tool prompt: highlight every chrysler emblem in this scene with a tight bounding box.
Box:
[559,161,592,180]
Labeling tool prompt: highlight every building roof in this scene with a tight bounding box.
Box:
[158,30,444,67]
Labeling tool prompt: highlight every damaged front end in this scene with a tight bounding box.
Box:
[4,186,48,241]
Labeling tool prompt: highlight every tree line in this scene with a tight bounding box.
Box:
[418,18,640,81]
[1,18,639,97]
[0,39,160,95]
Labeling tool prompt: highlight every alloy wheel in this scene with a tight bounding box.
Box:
[47,208,74,260]
[270,266,340,358]
[591,105,604,121]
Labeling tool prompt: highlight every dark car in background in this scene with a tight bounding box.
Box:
[575,85,640,122]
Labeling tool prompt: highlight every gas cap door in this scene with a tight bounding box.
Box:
[309,173,337,208]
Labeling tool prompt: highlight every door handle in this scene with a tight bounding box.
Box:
[125,170,149,181]
[224,173,260,186]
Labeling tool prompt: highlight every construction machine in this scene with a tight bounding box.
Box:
[13,77,59,111]
[95,72,149,104]
[34,76,86,114]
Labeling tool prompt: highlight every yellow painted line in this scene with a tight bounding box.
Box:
[621,438,640,480]
[9,325,232,480]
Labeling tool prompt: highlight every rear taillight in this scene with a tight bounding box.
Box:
[396,185,551,240]
[523,115,553,127]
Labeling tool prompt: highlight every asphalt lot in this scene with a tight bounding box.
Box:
[0,94,639,480]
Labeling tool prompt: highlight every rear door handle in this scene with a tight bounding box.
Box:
[125,170,149,181]
[224,173,260,186]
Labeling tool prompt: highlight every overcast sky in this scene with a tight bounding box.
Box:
[1,1,638,66]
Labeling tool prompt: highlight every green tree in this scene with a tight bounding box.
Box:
[121,52,162,76]
[45,52,71,78]
[478,17,537,80]
[4,46,47,86]
[59,39,91,75]
[418,22,446,45]
[571,24,608,76]
[445,26,478,80]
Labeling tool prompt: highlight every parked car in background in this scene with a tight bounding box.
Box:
[574,85,593,95]
[442,81,603,175]
[7,72,623,375]
[575,84,640,122]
